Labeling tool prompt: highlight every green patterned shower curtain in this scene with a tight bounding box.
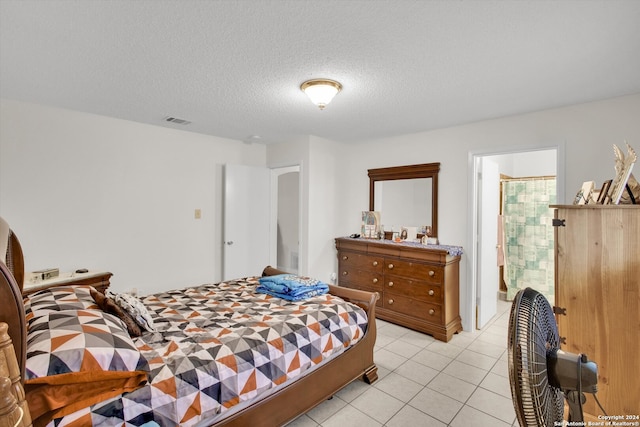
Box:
[502,178,556,303]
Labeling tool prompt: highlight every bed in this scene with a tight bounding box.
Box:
[0,222,378,427]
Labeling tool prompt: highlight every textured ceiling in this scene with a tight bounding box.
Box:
[1,0,639,144]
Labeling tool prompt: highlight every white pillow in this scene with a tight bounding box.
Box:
[109,291,156,332]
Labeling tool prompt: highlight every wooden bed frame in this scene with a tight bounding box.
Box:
[0,227,378,427]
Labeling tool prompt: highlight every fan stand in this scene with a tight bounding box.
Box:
[565,390,586,423]
[550,349,598,423]
[508,288,600,427]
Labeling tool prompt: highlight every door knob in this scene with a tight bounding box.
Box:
[225,241,234,245]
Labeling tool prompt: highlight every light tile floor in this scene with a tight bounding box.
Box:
[287,299,516,427]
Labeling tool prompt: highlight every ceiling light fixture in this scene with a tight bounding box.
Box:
[300,79,342,110]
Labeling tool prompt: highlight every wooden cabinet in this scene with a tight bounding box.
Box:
[336,237,462,342]
[553,205,639,417]
[22,271,112,296]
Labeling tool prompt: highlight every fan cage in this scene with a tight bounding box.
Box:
[508,288,564,427]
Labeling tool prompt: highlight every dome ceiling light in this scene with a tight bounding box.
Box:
[300,79,342,110]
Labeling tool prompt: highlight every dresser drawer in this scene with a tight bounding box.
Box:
[339,251,383,272]
[384,259,443,284]
[384,277,442,303]
[338,268,383,291]
[383,293,442,322]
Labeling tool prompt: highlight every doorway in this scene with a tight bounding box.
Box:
[270,166,300,274]
[223,164,301,280]
[469,146,563,330]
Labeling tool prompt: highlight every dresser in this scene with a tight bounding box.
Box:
[335,237,462,342]
[553,205,639,418]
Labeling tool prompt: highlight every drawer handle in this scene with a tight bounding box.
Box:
[388,281,393,287]
[342,255,348,260]
[429,309,435,315]
[372,261,378,266]
[428,289,435,296]
[342,271,348,276]
[388,299,394,304]
[429,270,435,277]
[388,263,394,269]
[372,278,378,283]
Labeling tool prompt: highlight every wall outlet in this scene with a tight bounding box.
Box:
[330,272,337,282]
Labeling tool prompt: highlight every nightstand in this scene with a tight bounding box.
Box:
[22,270,113,296]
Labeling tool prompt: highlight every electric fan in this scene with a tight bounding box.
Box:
[508,287,599,427]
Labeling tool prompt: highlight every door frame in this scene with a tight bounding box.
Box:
[466,143,565,331]
[476,156,500,329]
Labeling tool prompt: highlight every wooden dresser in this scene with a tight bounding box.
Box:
[553,205,639,418]
[335,237,462,342]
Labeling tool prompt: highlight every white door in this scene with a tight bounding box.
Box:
[223,164,270,280]
[477,157,500,329]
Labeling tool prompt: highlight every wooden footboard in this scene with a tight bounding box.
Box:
[215,282,379,427]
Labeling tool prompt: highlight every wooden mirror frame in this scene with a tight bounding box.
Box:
[368,162,440,237]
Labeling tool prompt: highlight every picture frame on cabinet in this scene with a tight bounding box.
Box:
[609,142,637,204]
[572,189,585,205]
[610,164,635,204]
[597,179,612,204]
[573,181,595,205]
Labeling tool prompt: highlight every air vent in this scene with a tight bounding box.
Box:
[164,116,192,125]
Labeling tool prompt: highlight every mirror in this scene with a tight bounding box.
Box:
[369,162,439,237]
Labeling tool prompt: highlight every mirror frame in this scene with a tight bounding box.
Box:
[368,162,440,237]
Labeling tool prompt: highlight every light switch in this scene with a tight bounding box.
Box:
[194,209,202,219]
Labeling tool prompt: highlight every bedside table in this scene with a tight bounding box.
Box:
[22,270,113,296]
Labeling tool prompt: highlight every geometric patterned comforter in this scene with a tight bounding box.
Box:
[37,276,368,426]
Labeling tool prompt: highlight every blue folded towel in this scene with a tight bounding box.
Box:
[257,274,329,301]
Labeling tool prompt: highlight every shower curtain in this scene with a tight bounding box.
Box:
[502,177,556,303]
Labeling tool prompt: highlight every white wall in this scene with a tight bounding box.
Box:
[266,135,344,283]
[332,93,640,331]
[0,99,266,294]
[307,136,344,283]
[491,149,557,178]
